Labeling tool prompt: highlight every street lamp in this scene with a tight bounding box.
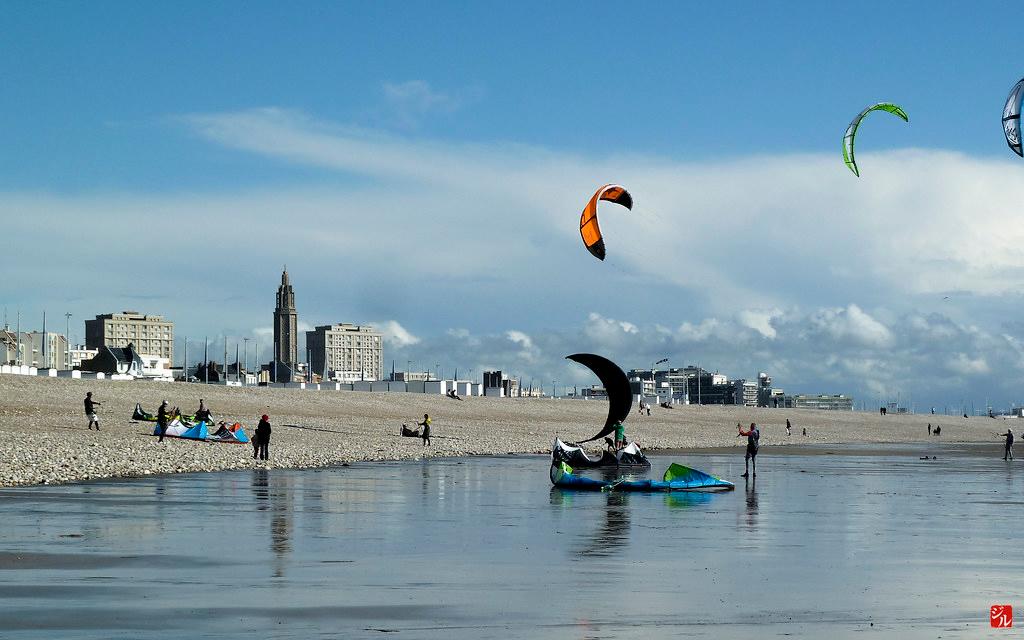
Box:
[652,357,668,398]
[243,337,250,383]
[64,312,72,370]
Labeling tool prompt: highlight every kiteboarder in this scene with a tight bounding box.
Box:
[84,392,101,430]
[156,400,169,442]
[418,413,431,446]
[737,422,760,477]
[195,399,212,423]
[254,415,271,460]
[1001,429,1014,460]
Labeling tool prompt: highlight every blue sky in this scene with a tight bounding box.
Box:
[1,2,1018,190]
[4,3,1024,410]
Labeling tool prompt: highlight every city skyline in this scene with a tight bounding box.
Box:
[3,4,1024,408]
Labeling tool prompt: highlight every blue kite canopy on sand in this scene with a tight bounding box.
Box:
[152,418,208,441]
[549,461,734,492]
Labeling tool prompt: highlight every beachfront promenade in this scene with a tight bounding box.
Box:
[0,374,1007,487]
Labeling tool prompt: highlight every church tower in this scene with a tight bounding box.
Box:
[274,267,298,368]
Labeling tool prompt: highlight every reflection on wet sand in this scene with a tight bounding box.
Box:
[252,470,292,578]
[549,488,631,559]
[743,478,758,530]
[2,449,1023,639]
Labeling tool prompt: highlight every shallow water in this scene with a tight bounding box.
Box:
[0,443,1019,639]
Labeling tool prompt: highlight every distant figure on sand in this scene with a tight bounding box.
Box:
[1001,429,1014,460]
[84,392,101,430]
[880,406,887,416]
[933,425,941,436]
[418,414,431,446]
[802,427,807,436]
[646,405,651,416]
[737,422,760,478]
[927,423,932,435]
[446,389,463,401]
[254,415,271,460]
[195,399,212,423]
[157,400,169,442]
[786,419,792,436]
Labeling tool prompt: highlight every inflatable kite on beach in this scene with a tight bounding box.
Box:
[566,353,632,443]
[1003,78,1024,157]
[842,103,909,176]
[579,184,633,261]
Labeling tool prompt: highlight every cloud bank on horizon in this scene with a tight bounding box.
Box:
[4,106,1024,409]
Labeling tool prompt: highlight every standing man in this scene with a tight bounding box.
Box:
[156,400,170,442]
[84,392,101,430]
[418,413,431,446]
[255,415,271,460]
[737,422,760,478]
[1001,429,1014,461]
[785,419,792,436]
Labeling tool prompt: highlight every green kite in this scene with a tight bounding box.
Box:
[842,102,909,177]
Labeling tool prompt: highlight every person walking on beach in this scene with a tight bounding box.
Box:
[927,423,932,435]
[254,414,271,460]
[157,400,169,442]
[1001,429,1014,461]
[737,422,760,478]
[418,413,431,446]
[84,392,101,430]
[786,419,792,436]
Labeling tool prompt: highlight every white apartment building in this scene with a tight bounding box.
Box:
[306,324,383,382]
[85,312,174,361]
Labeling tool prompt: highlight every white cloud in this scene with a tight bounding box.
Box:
[506,330,539,362]
[947,353,990,375]
[381,80,465,126]
[808,305,893,348]
[738,309,781,339]
[9,109,1024,407]
[371,320,420,347]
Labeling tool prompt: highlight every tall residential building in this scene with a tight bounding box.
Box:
[274,268,298,367]
[306,324,383,382]
[85,312,173,361]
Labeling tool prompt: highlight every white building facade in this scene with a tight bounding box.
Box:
[306,324,383,382]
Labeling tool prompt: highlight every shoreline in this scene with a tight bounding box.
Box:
[0,375,1012,488]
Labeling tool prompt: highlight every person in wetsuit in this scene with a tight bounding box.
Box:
[84,392,101,430]
[157,400,170,442]
[417,414,432,446]
[1001,429,1014,461]
[737,422,760,478]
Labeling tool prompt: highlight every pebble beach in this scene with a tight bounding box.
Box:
[0,375,1007,487]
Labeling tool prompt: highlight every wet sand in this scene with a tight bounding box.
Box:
[0,374,1011,486]
[0,445,1020,638]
